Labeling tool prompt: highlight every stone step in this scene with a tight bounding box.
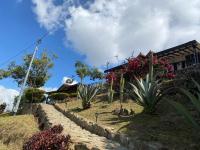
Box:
[39,104,128,150]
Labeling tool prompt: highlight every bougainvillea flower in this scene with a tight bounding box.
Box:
[166,73,176,79]
[105,72,117,83]
[166,64,174,72]
[128,58,141,70]
[119,68,127,74]
[153,56,158,64]
[158,58,168,65]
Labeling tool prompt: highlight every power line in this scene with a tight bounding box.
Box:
[0,31,50,68]
[0,43,34,68]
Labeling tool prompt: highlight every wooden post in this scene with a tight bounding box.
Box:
[193,45,197,65]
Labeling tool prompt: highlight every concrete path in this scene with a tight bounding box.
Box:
[40,104,127,150]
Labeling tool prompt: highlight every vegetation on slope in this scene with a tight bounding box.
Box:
[0,114,39,150]
[57,97,143,132]
[57,95,200,149]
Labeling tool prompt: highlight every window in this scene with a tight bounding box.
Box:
[173,63,177,71]
[197,52,200,63]
[185,54,195,66]
[181,61,185,69]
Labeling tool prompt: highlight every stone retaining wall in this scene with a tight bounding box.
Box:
[32,104,52,130]
[54,104,165,150]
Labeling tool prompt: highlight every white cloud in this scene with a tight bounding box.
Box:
[32,0,200,66]
[0,86,19,111]
[32,0,67,31]
[62,76,78,85]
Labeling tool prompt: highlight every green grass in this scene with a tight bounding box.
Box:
[0,114,39,150]
[57,95,200,149]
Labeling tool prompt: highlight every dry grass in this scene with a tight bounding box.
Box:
[58,98,143,132]
[0,114,39,150]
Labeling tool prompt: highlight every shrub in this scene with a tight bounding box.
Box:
[24,88,45,103]
[12,95,27,112]
[176,68,200,90]
[0,103,6,114]
[78,84,99,109]
[68,93,77,97]
[167,78,200,130]
[105,52,175,98]
[23,125,71,150]
[126,53,175,80]
[49,93,69,101]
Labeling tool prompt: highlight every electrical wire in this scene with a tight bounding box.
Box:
[0,43,35,68]
[0,31,50,68]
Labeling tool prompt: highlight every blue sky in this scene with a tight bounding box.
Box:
[1,0,200,109]
[0,0,85,91]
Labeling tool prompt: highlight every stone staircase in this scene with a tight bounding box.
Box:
[36,104,128,150]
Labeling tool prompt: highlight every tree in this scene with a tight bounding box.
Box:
[89,67,104,81]
[13,95,26,112]
[75,61,89,84]
[0,52,56,88]
[0,103,6,114]
[24,88,45,103]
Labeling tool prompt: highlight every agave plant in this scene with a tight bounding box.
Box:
[129,73,163,114]
[78,84,99,109]
[167,78,200,130]
[128,53,167,114]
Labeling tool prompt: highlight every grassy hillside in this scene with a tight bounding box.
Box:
[0,114,39,150]
[56,96,200,149]
[57,98,143,132]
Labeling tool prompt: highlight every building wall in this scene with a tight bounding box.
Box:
[169,52,200,71]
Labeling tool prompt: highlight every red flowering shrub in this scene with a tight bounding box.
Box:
[23,125,71,150]
[156,58,175,79]
[127,56,148,78]
[105,52,176,90]
[127,54,175,80]
[105,71,117,83]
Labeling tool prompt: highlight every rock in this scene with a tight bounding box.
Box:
[74,143,90,150]
[120,134,129,146]
[128,142,135,149]
[121,108,129,116]
[130,109,135,115]
[112,108,131,116]
[112,108,121,115]
[147,142,163,150]
[107,132,115,139]
[114,133,121,142]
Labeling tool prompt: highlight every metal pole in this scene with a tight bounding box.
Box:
[13,40,41,115]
